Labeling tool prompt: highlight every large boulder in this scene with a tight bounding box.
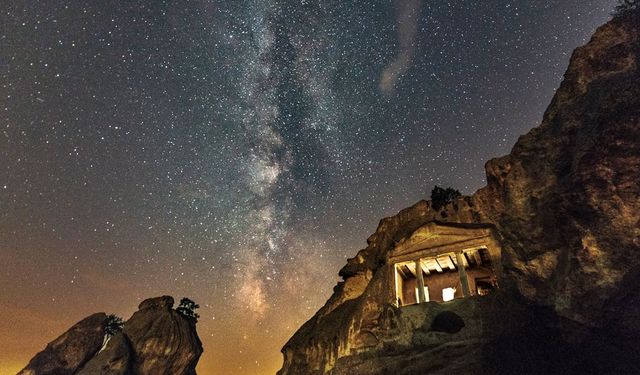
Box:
[18,313,107,375]
[123,296,202,375]
[78,296,203,375]
[19,296,203,375]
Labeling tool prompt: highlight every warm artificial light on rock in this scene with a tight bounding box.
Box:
[278,11,640,375]
[391,222,500,307]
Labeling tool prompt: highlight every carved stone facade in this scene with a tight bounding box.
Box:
[279,13,640,373]
[389,222,501,306]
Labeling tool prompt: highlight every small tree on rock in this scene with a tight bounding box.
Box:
[176,297,200,322]
[430,185,462,211]
[105,314,124,336]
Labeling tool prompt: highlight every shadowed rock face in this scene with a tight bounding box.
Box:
[279,12,640,375]
[476,12,640,324]
[19,296,203,375]
[18,313,107,375]
[77,332,132,375]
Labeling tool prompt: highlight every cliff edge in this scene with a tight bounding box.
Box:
[279,11,640,375]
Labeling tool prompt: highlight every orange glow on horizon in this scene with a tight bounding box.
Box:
[0,246,324,375]
[0,364,26,375]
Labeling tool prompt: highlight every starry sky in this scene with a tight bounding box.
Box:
[0,1,618,374]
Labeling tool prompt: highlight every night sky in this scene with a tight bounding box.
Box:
[0,1,618,374]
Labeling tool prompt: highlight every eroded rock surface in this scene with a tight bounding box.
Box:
[19,296,202,375]
[18,313,107,375]
[279,12,640,375]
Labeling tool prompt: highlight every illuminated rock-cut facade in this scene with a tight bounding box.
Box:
[278,212,510,375]
[390,222,500,306]
[279,12,640,374]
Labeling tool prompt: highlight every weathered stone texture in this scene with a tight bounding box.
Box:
[18,313,107,375]
[279,13,640,375]
[19,296,203,375]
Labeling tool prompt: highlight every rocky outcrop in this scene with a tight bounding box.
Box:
[475,12,640,324]
[19,296,203,375]
[279,11,640,375]
[18,313,107,375]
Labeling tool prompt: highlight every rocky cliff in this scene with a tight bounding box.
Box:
[18,296,203,375]
[279,11,640,375]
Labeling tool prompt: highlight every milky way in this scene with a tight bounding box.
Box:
[0,1,618,373]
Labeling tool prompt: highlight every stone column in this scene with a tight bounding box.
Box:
[415,259,426,303]
[456,252,471,298]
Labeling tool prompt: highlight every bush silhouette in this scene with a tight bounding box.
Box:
[431,185,461,210]
[105,314,124,336]
[176,297,200,322]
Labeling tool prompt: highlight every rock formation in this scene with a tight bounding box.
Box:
[17,313,108,375]
[19,296,203,375]
[279,10,640,375]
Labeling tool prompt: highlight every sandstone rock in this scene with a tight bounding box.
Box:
[18,313,107,375]
[121,296,202,375]
[78,296,203,375]
[137,295,174,310]
[20,296,202,375]
[279,12,640,375]
[76,332,133,375]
